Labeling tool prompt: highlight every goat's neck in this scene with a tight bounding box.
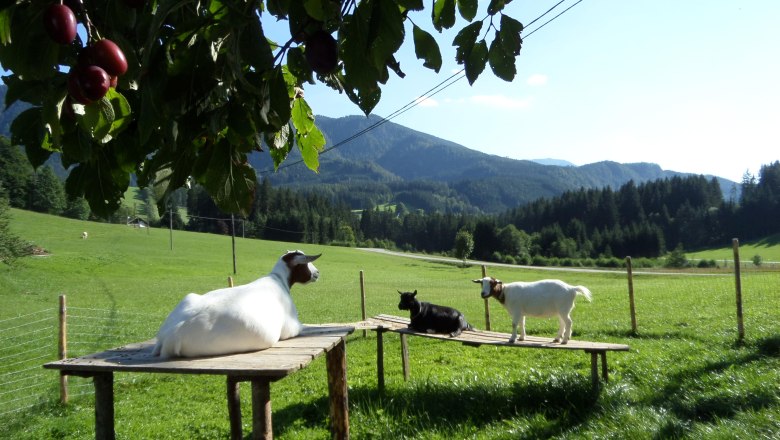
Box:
[409,301,423,320]
[492,283,506,304]
[269,261,293,290]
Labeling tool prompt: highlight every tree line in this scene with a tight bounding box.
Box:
[2,136,779,266]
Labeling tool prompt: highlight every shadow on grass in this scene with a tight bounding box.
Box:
[272,373,600,438]
[648,334,780,427]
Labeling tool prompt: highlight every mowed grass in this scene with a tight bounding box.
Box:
[1,209,779,439]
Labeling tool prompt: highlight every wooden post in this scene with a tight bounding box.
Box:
[228,276,234,287]
[481,265,491,331]
[732,238,745,342]
[589,351,599,390]
[94,372,115,440]
[360,271,367,337]
[58,295,68,404]
[227,377,242,440]
[626,257,637,334]
[326,339,349,440]
[251,380,272,440]
[376,330,385,393]
[400,334,410,381]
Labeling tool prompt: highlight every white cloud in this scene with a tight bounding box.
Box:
[527,74,548,86]
[415,96,439,107]
[469,95,532,110]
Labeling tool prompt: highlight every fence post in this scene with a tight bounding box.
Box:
[360,270,367,337]
[227,276,234,288]
[58,294,68,404]
[626,257,637,334]
[732,238,745,342]
[481,265,491,331]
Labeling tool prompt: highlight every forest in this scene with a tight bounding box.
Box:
[2,137,779,266]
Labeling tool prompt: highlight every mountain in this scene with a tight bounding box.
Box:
[0,85,737,213]
[251,114,737,213]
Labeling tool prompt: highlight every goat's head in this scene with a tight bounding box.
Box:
[281,250,321,287]
[472,277,502,299]
[397,290,419,311]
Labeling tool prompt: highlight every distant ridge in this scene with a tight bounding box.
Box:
[251,114,737,213]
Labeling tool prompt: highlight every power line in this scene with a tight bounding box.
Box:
[259,0,585,175]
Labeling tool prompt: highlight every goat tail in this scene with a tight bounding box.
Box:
[574,285,593,302]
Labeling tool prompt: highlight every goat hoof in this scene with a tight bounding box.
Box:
[552,338,560,343]
[508,338,516,343]
[560,340,569,345]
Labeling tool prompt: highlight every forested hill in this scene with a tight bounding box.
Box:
[251,114,736,213]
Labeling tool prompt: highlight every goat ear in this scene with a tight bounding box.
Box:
[412,290,417,297]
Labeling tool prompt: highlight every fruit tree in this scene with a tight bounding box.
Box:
[0,0,523,217]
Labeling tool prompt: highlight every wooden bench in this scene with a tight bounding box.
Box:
[43,325,354,440]
[365,314,629,390]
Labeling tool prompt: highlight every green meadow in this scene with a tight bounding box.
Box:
[1,209,778,439]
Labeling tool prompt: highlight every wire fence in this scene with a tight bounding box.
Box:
[0,304,164,419]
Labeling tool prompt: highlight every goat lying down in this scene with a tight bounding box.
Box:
[152,250,321,358]
[398,290,473,337]
[473,277,591,344]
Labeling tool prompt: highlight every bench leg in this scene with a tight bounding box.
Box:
[93,372,115,440]
[376,330,385,393]
[590,351,599,390]
[326,338,350,440]
[600,352,608,382]
[400,333,410,381]
[252,380,272,440]
[227,377,242,440]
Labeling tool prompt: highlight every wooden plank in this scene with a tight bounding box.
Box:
[367,315,630,352]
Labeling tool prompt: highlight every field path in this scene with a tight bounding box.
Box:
[358,248,728,277]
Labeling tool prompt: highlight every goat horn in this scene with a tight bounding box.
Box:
[304,253,322,262]
[472,279,482,283]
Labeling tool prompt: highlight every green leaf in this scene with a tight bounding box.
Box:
[303,0,340,22]
[239,18,275,72]
[453,21,482,64]
[0,8,11,45]
[12,107,52,168]
[266,123,293,170]
[106,89,133,138]
[199,139,256,216]
[286,46,314,84]
[397,0,424,11]
[488,32,516,81]
[487,0,510,15]
[79,98,116,144]
[457,0,478,21]
[413,25,442,72]
[291,98,326,172]
[465,39,488,84]
[432,0,456,32]
[499,14,523,55]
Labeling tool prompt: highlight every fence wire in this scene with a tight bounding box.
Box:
[0,305,164,419]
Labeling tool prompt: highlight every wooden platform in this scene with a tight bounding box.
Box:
[364,314,630,389]
[44,325,354,440]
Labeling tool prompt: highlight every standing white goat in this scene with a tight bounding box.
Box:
[153,250,321,358]
[472,277,592,344]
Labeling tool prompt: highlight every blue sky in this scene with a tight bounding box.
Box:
[280,1,779,183]
[3,1,776,183]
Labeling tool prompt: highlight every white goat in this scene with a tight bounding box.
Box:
[472,277,592,344]
[81,231,88,239]
[152,250,321,358]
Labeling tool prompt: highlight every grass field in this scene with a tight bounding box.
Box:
[1,209,778,439]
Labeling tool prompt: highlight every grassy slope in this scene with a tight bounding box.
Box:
[1,209,778,439]
[689,233,780,262]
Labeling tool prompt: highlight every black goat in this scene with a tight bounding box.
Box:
[398,290,473,337]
